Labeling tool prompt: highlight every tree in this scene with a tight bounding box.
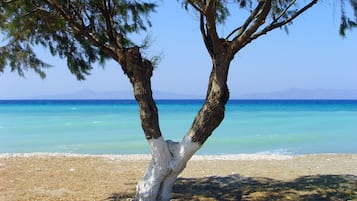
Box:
[0,0,356,200]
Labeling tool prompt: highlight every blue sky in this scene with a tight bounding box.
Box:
[0,1,356,99]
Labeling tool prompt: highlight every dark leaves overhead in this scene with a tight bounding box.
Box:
[340,0,357,36]
[0,0,156,79]
[0,41,49,79]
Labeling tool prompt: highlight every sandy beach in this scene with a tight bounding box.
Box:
[0,153,356,201]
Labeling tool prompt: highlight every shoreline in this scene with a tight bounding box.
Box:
[1,153,356,200]
[1,152,355,160]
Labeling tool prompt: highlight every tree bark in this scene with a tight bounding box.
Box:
[189,62,230,144]
[119,46,161,140]
[133,59,231,201]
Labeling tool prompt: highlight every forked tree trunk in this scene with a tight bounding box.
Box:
[134,67,230,200]
[132,61,230,201]
[119,44,231,201]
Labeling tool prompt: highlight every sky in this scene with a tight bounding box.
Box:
[0,1,356,99]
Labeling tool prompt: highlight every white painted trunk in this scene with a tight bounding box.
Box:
[135,135,201,201]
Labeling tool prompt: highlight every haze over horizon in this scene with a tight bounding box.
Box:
[1,88,357,100]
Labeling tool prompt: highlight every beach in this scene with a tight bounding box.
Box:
[1,153,356,201]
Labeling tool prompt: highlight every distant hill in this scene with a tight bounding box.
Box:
[235,88,357,99]
[28,89,202,100]
[31,89,134,99]
[2,88,357,100]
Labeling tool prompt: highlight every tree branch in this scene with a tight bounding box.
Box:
[203,0,222,57]
[226,1,265,40]
[98,0,121,49]
[251,0,318,40]
[200,13,214,56]
[21,6,47,17]
[187,0,205,14]
[230,0,272,55]
[271,0,297,25]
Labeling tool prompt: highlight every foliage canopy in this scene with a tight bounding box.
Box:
[0,0,156,79]
[0,0,356,78]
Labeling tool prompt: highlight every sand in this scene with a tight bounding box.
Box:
[0,153,356,201]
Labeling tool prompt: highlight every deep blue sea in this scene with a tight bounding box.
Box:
[0,100,356,155]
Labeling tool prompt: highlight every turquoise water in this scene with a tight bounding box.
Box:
[0,100,356,155]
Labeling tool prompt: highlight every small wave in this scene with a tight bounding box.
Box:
[71,107,77,110]
[0,126,3,129]
[256,149,294,156]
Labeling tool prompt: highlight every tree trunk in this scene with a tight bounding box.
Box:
[119,45,231,200]
[134,62,230,201]
[119,46,162,141]
[189,63,230,145]
[135,135,200,201]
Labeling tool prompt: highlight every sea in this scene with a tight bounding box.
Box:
[0,99,356,155]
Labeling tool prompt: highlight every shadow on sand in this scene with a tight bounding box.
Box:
[107,174,357,201]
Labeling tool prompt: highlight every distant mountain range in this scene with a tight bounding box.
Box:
[235,88,357,100]
[2,88,357,100]
[29,89,203,100]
